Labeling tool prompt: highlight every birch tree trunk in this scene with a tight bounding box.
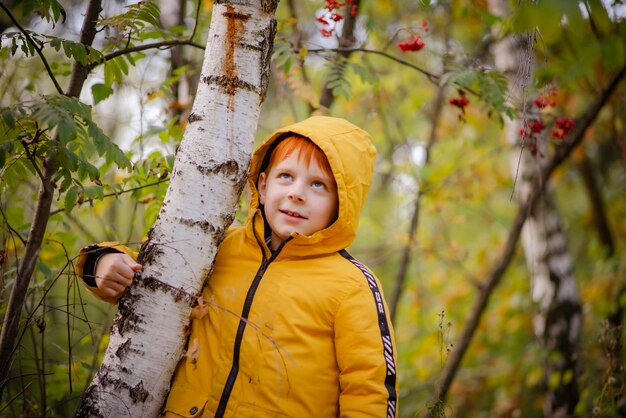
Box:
[488,1,582,416]
[76,1,277,416]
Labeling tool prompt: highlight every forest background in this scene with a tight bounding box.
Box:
[0,0,624,417]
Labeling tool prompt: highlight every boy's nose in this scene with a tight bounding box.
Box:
[287,186,304,202]
[288,192,304,202]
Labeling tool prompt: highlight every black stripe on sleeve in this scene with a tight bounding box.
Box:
[339,249,398,418]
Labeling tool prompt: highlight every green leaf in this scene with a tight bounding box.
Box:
[49,37,62,51]
[98,1,162,34]
[57,118,76,144]
[104,58,125,86]
[91,83,114,104]
[73,42,87,65]
[64,185,78,213]
[1,108,16,129]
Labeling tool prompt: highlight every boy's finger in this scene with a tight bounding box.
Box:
[121,254,142,271]
[111,268,134,284]
[113,271,133,286]
[104,284,125,298]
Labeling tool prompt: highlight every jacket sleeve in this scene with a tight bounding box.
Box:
[75,241,138,304]
[334,273,399,417]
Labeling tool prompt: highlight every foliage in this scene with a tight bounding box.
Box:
[0,0,625,417]
[1,95,130,210]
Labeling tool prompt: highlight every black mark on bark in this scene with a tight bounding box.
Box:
[196,160,240,180]
[138,241,164,266]
[188,112,202,123]
[116,299,143,337]
[202,74,259,95]
[115,338,132,359]
[129,380,149,403]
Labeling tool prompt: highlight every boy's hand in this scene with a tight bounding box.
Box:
[95,253,142,299]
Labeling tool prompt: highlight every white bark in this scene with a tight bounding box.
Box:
[489,1,582,416]
[76,1,277,417]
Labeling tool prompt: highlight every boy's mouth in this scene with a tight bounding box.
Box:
[280,209,306,219]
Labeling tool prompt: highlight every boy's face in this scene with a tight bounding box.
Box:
[258,152,338,250]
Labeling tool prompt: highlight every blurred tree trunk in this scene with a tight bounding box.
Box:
[75,1,278,416]
[160,0,192,120]
[489,1,582,416]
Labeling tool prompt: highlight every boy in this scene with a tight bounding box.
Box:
[77,116,398,417]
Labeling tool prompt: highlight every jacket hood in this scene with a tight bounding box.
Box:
[246,116,376,257]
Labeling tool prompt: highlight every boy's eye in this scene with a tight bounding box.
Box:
[312,181,326,189]
[278,172,292,180]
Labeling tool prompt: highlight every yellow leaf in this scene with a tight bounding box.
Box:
[185,338,200,364]
[191,296,209,320]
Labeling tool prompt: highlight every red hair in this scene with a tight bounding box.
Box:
[265,136,333,178]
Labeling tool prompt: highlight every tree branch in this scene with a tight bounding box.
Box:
[0,205,26,245]
[0,1,64,95]
[20,135,45,183]
[49,179,169,216]
[302,46,439,83]
[189,0,202,43]
[86,39,204,72]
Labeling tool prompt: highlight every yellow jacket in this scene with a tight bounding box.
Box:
[79,116,398,417]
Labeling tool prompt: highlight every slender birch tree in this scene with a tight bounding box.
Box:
[488,0,582,415]
[76,1,278,416]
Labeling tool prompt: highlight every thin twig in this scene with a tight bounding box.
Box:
[0,382,31,415]
[0,205,26,245]
[302,46,439,82]
[87,39,204,71]
[49,178,168,216]
[189,0,203,43]
[20,134,45,183]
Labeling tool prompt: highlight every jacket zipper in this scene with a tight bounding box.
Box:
[214,237,289,417]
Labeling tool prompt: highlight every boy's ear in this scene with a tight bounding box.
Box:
[258,172,267,205]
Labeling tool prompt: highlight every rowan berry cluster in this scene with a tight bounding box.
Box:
[519,87,575,156]
[449,95,469,109]
[553,117,575,139]
[448,90,470,121]
[396,21,429,52]
[317,0,358,38]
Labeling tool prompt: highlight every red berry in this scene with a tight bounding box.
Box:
[330,13,343,22]
[526,119,544,133]
[449,96,469,108]
[397,35,425,52]
[316,16,329,25]
[555,116,574,132]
